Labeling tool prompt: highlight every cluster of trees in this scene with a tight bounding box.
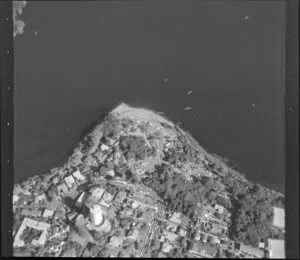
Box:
[141,164,223,221]
[119,135,149,161]
[45,184,58,202]
[86,242,103,257]
[13,247,32,257]
[19,226,42,244]
[228,182,285,246]
[62,241,83,257]
[102,115,136,140]
[102,115,121,139]
[162,148,186,166]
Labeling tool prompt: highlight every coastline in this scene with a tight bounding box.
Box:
[15,103,284,196]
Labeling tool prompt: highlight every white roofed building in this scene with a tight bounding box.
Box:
[34,193,47,204]
[106,170,115,177]
[89,204,104,226]
[43,209,54,219]
[169,212,182,225]
[100,144,110,151]
[64,175,76,189]
[99,192,114,208]
[214,204,224,214]
[240,244,265,258]
[84,155,98,167]
[57,183,69,195]
[72,170,85,182]
[273,207,285,229]
[109,236,123,248]
[13,194,20,204]
[162,243,173,253]
[268,239,285,259]
[91,187,105,200]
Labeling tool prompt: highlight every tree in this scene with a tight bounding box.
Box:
[120,135,148,160]
[19,227,42,244]
[46,185,58,201]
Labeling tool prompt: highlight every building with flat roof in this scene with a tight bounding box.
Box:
[91,187,105,200]
[89,204,104,226]
[84,155,98,167]
[214,204,224,214]
[114,190,127,205]
[64,175,76,189]
[13,218,50,248]
[31,209,42,217]
[273,207,285,229]
[169,212,182,225]
[129,229,139,240]
[166,222,178,233]
[268,239,285,259]
[163,231,179,243]
[57,182,69,195]
[72,170,85,182]
[106,170,115,177]
[109,236,124,248]
[43,209,54,219]
[13,194,20,204]
[162,243,173,253]
[34,193,46,204]
[100,144,110,151]
[240,244,264,258]
[99,192,114,208]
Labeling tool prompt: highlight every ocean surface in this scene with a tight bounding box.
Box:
[14,1,285,193]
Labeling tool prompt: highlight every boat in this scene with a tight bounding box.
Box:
[186,90,193,95]
[184,107,192,110]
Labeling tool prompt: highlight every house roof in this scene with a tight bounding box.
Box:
[240,244,264,258]
[21,208,31,216]
[169,212,182,225]
[31,209,42,216]
[163,231,179,242]
[57,183,69,193]
[214,204,224,213]
[110,236,123,247]
[13,194,20,203]
[64,175,75,184]
[36,221,50,229]
[43,209,54,218]
[35,193,46,203]
[268,239,285,259]
[166,222,178,232]
[273,207,285,229]
[162,243,173,253]
[91,187,105,199]
[72,170,85,181]
[114,190,127,204]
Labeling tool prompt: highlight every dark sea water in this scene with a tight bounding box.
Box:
[14,1,285,193]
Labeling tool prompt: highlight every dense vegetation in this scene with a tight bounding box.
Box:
[19,226,43,244]
[221,171,285,246]
[227,182,285,246]
[141,164,222,221]
[119,135,150,161]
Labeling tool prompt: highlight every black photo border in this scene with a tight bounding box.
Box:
[0,0,14,257]
[285,0,299,259]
